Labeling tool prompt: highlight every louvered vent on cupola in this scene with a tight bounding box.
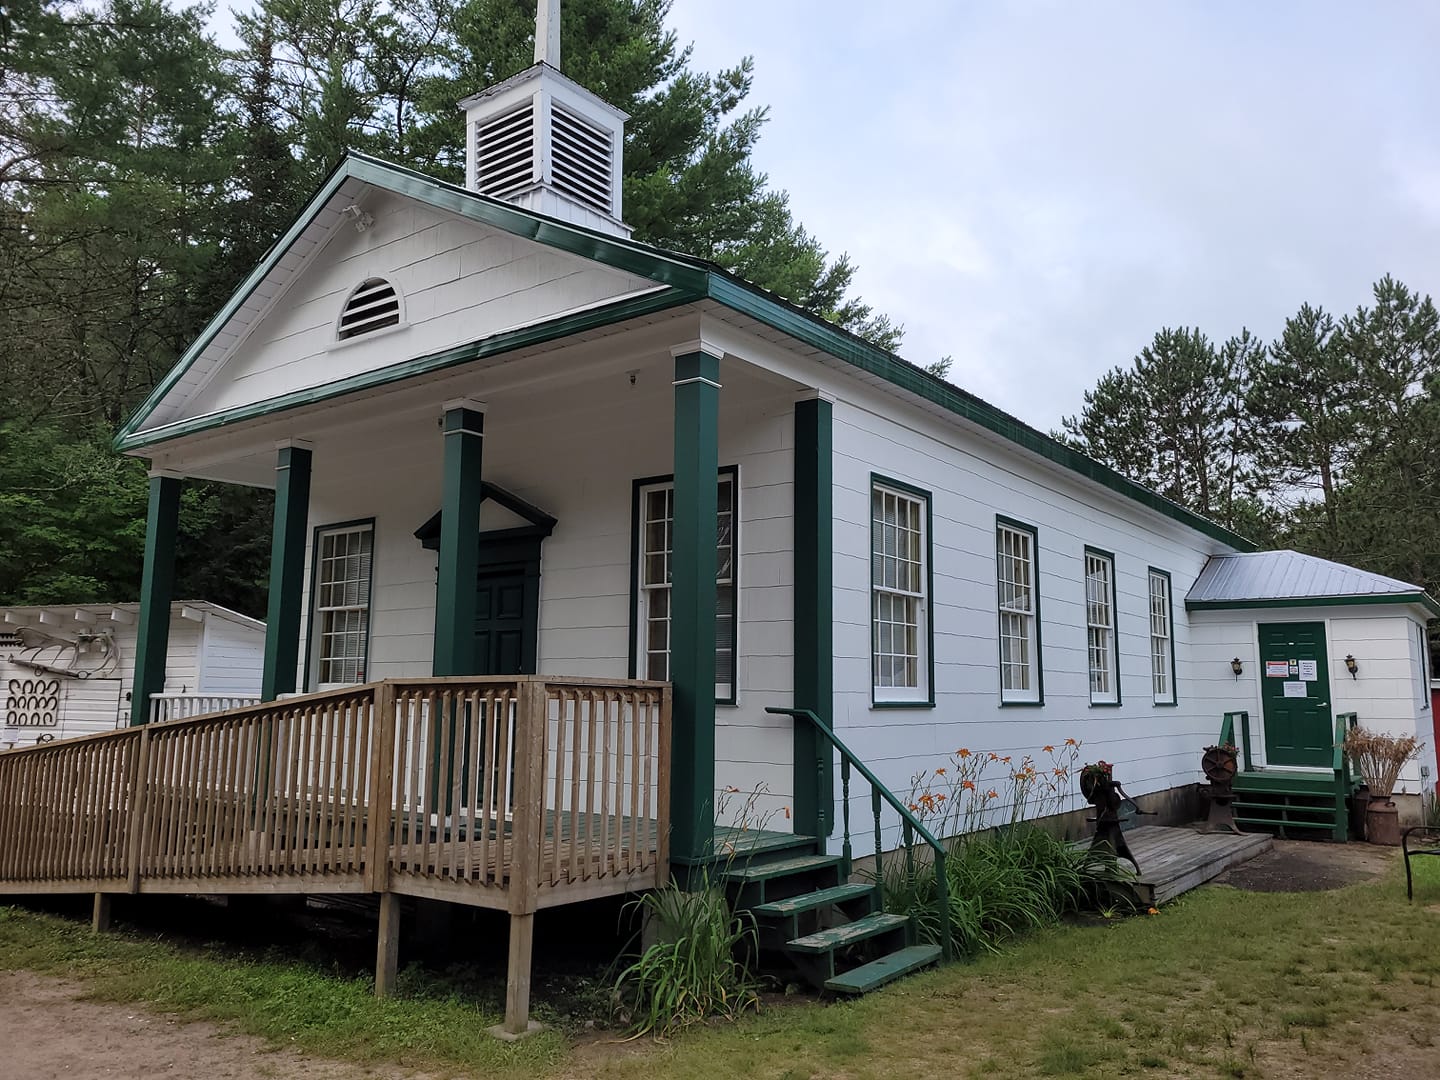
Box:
[458,53,631,237]
[475,104,535,200]
[550,103,613,216]
[337,278,401,340]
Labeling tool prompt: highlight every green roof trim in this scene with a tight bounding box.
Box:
[117,152,1256,552]
[1187,592,1440,620]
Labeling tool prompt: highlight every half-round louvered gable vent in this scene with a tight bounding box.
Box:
[337,278,401,340]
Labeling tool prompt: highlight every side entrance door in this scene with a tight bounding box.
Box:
[1258,622,1333,767]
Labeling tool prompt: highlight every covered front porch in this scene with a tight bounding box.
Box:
[123,308,834,867]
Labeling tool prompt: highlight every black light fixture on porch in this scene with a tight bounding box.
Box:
[1230,657,1244,679]
[1345,654,1359,679]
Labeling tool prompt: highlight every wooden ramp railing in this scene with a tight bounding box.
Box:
[0,676,670,1034]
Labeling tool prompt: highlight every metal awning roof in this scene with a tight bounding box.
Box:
[1186,550,1439,617]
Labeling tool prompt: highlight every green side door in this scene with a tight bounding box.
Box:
[1258,622,1333,767]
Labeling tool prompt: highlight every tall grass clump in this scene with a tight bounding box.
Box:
[612,877,759,1037]
[612,784,776,1036]
[879,740,1135,955]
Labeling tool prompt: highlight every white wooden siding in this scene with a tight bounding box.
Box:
[170,191,662,424]
[198,614,265,696]
[825,388,1229,828]
[293,361,797,823]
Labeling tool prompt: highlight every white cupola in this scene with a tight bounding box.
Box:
[458,0,631,237]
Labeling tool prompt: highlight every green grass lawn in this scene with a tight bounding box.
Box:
[6,852,1440,1079]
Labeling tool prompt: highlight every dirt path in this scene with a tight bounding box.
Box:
[0,970,435,1080]
[1211,837,1397,891]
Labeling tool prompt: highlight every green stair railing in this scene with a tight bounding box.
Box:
[1335,710,1359,789]
[767,706,953,961]
[1219,711,1253,771]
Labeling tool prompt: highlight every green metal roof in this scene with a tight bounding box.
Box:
[115,152,1256,553]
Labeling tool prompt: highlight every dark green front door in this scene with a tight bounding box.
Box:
[475,566,534,675]
[1258,622,1332,767]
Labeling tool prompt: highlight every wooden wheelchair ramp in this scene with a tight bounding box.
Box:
[0,676,671,1036]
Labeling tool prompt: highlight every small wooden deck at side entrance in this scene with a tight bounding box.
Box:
[1123,825,1273,906]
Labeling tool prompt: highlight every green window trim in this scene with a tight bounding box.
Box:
[628,465,739,705]
[1148,567,1178,706]
[996,515,1044,706]
[869,475,935,709]
[303,518,376,692]
[1084,546,1121,707]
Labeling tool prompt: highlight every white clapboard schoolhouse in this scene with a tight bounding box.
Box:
[0,2,1434,1032]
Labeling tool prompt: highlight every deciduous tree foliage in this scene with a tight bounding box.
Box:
[2,0,900,613]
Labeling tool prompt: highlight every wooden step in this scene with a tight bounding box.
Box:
[1234,786,1342,800]
[723,853,841,884]
[752,882,877,918]
[786,912,909,954]
[1234,773,1339,795]
[825,944,942,994]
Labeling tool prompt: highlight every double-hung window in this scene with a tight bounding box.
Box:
[634,469,737,702]
[312,522,374,687]
[1148,568,1176,704]
[1085,548,1119,704]
[996,519,1041,703]
[871,479,932,704]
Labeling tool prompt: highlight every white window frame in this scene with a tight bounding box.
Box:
[1085,548,1119,705]
[996,519,1041,704]
[871,479,931,705]
[1418,621,1432,713]
[633,469,737,702]
[1149,568,1176,705]
[310,522,374,689]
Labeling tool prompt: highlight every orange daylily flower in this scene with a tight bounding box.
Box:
[1042,745,1055,753]
[935,767,947,776]
[961,780,976,791]
[956,748,972,758]
[1064,738,1078,746]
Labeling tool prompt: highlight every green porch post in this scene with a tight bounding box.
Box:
[669,343,722,865]
[262,443,312,700]
[129,473,182,726]
[433,402,484,676]
[793,395,834,840]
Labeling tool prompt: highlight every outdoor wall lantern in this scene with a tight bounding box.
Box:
[1230,657,1244,679]
[1345,654,1359,679]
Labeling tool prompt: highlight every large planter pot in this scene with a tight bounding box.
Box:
[1365,798,1401,846]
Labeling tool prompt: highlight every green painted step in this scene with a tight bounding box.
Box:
[714,828,815,859]
[752,882,877,918]
[1234,773,1340,794]
[723,853,841,884]
[1234,814,1337,829]
[787,912,909,954]
[825,944,943,995]
[1234,787,1342,800]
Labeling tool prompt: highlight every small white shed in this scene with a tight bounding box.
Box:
[0,601,264,748]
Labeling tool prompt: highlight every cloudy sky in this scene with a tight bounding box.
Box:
[664,0,1440,431]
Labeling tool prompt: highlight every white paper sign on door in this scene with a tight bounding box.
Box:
[1282,681,1307,698]
[1298,660,1318,681]
[1265,661,1289,678]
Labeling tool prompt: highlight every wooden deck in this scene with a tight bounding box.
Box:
[1124,825,1273,905]
[0,675,671,1033]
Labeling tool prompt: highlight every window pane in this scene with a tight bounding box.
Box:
[315,525,372,686]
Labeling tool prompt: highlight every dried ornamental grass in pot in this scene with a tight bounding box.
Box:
[1344,727,1423,846]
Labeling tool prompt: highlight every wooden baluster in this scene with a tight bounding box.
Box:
[840,758,853,877]
[903,820,916,892]
[568,690,584,883]
[654,687,672,878]
[872,786,884,883]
